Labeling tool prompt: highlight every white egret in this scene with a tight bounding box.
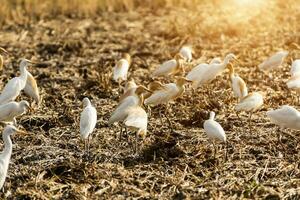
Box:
[0,125,26,189]
[0,100,30,125]
[290,59,300,77]
[152,54,184,77]
[228,64,248,100]
[145,77,191,129]
[80,97,97,154]
[267,105,300,130]
[203,111,226,157]
[179,46,193,62]
[186,53,237,89]
[113,53,131,83]
[0,59,32,105]
[286,74,300,103]
[258,51,288,71]
[24,71,40,105]
[0,47,8,71]
[235,92,264,126]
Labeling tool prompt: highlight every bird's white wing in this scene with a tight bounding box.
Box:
[24,72,40,103]
[203,120,226,142]
[152,59,177,77]
[113,59,129,81]
[0,78,22,104]
[80,106,97,138]
[287,77,300,89]
[109,96,138,124]
[235,93,263,111]
[144,83,178,105]
[186,63,208,81]
[259,51,288,70]
[267,105,300,124]
[124,106,147,131]
[0,102,17,121]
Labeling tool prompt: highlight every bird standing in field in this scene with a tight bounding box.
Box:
[145,77,191,129]
[179,46,193,62]
[24,71,40,106]
[186,53,237,89]
[0,47,8,71]
[0,125,26,190]
[113,53,131,83]
[290,59,300,77]
[80,97,97,154]
[286,74,300,103]
[152,54,184,77]
[258,51,288,72]
[235,92,264,127]
[0,100,30,126]
[0,59,32,105]
[203,111,226,158]
[267,105,300,130]
[228,64,248,100]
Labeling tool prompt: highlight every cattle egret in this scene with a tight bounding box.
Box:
[286,74,300,103]
[186,53,237,89]
[109,86,150,139]
[267,105,300,130]
[290,59,300,77]
[228,64,248,100]
[124,105,148,152]
[0,47,8,71]
[179,46,193,62]
[203,111,226,158]
[0,100,30,125]
[0,59,32,105]
[152,54,184,77]
[258,51,288,72]
[0,125,26,189]
[24,71,40,105]
[80,97,97,154]
[113,53,131,83]
[235,92,264,126]
[145,77,191,130]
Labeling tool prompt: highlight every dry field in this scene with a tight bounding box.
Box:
[0,0,300,199]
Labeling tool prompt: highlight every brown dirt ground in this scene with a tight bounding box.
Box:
[0,0,300,199]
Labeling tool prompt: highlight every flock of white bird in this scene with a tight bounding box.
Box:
[0,45,299,190]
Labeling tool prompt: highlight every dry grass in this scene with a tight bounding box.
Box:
[0,0,300,199]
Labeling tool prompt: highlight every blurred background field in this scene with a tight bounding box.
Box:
[0,0,300,199]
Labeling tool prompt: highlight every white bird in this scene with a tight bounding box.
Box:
[228,64,248,100]
[235,92,264,125]
[119,79,138,102]
[0,47,8,71]
[113,53,131,82]
[267,105,300,130]
[0,100,30,125]
[0,59,32,105]
[186,53,237,89]
[0,125,26,189]
[258,51,288,71]
[203,111,226,158]
[286,74,300,103]
[80,97,97,153]
[145,77,190,106]
[152,54,184,77]
[290,59,300,77]
[24,71,40,105]
[179,46,193,62]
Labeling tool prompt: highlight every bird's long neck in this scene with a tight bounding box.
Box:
[20,66,28,84]
[209,112,215,120]
[2,134,12,160]
[228,65,235,79]
[223,56,232,67]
